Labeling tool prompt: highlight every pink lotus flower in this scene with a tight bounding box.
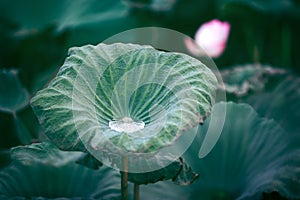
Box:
[185,19,230,58]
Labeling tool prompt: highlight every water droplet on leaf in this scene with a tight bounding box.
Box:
[109,117,145,133]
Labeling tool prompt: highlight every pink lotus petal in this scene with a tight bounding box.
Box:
[186,19,230,58]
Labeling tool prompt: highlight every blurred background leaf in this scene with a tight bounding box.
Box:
[0,69,38,148]
[221,64,300,135]
[0,142,121,199]
[128,158,198,185]
[0,69,29,113]
[132,102,300,199]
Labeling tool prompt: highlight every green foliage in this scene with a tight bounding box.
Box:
[0,69,29,114]
[128,158,198,185]
[218,0,299,17]
[246,75,300,135]
[31,43,217,153]
[187,102,300,199]
[220,64,287,96]
[0,69,37,146]
[0,142,120,199]
[10,142,82,166]
[0,0,129,32]
[0,0,299,199]
[76,153,103,170]
[134,102,300,199]
[221,64,300,134]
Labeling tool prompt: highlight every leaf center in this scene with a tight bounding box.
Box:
[109,117,145,133]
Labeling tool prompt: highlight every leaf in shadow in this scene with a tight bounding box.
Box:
[10,142,82,166]
[128,157,198,185]
[0,69,29,114]
[128,159,181,185]
[172,158,199,186]
[221,64,300,135]
[76,153,103,170]
[0,69,35,145]
[0,0,131,32]
[134,102,300,199]
[0,142,120,199]
[186,102,300,200]
[2,25,69,94]
[0,150,11,169]
[245,74,300,135]
[12,114,32,145]
[123,0,177,12]
[219,0,300,19]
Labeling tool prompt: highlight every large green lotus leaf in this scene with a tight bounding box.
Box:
[133,102,300,199]
[31,43,217,157]
[0,69,29,113]
[0,142,120,199]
